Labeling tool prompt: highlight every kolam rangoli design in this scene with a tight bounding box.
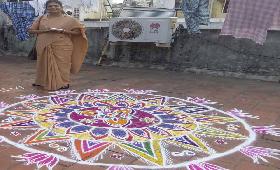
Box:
[0,89,279,169]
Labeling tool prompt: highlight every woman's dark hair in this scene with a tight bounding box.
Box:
[44,0,64,14]
[45,0,63,9]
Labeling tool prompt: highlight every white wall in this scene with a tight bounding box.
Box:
[153,0,175,9]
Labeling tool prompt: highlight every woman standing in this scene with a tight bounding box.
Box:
[28,0,88,91]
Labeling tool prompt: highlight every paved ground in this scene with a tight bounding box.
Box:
[0,54,279,170]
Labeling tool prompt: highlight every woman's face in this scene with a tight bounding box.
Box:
[47,2,62,14]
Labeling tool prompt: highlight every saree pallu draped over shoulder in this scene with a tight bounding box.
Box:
[30,15,88,90]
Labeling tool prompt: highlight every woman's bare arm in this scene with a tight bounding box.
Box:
[63,28,81,35]
[28,28,81,35]
[28,29,50,34]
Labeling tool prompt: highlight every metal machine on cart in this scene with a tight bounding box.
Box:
[108,0,177,47]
